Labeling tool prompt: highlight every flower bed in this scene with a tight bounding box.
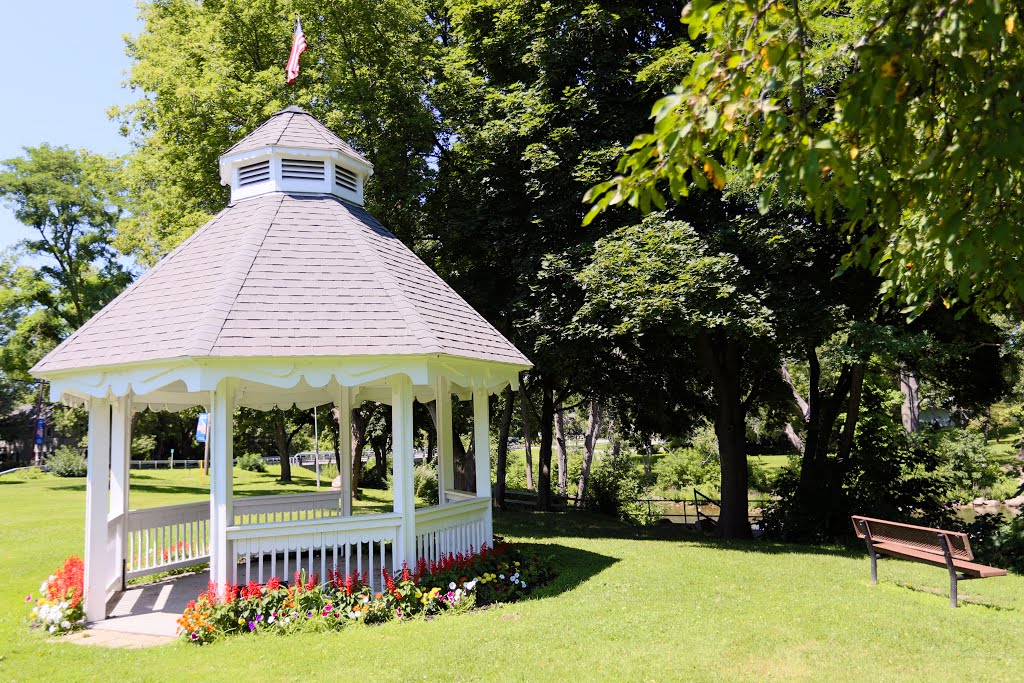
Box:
[27,556,85,634]
[178,543,553,644]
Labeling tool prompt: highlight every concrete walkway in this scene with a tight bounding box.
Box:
[97,569,211,639]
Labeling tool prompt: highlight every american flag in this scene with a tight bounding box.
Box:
[286,18,307,84]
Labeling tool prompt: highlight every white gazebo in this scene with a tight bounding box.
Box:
[30,106,531,624]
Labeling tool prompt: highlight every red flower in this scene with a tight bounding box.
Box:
[266,576,281,591]
[241,581,262,600]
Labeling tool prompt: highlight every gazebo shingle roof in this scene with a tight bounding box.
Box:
[224,106,371,165]
[33,192,530,373]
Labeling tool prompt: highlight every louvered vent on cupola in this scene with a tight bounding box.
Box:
[281,158,325,181]
[334,164,358,192]
[238,160,270,187]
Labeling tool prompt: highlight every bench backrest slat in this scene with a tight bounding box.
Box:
[851,515,973,561]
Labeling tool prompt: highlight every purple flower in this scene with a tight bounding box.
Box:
[247,621,256,631]
[190,632,200,641]
[306,611,313,618]
[255,613,263,622]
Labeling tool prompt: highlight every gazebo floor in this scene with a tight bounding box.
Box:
[99,570,211,638]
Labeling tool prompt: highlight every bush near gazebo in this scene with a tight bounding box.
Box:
[178,543,554,644]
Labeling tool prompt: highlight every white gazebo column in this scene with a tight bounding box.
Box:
[209,380,236,590]
[435,375,454,504]
[473,386,494,544]
[338,386,353,516]
[108,395,132,591]
[83,397,111,623]
[390,376,416,569]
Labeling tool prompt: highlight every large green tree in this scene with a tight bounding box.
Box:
[114,0,439,264]
[427,0,692,508]
[0,144,132,377]
[586,0,1024,318]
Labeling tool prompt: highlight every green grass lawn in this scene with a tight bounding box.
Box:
[1,468,1022,681]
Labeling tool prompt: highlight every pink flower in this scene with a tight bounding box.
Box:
[25,595,32,602]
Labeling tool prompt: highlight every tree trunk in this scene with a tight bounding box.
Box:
[494,386,515,510]
[642,437,653,478]
[536,379,556,511]
[575,399,603,507]
[696,332,750,539]
[835,362,866,463]
[554,404,568,497]
[350,405,373,499]
[274,411,292,483]
[521,384,535,491]
[899,365,921,433]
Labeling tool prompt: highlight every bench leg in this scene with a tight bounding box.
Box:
[858,520,877,585]
[937,532,958,608]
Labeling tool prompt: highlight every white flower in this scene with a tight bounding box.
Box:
[268,616,276,624]
[39,581,48,594]
[521,582,527,588]
[48,625,57,633]
[499,574,504,580]
[449,582,456,590]
[60,620,71,630]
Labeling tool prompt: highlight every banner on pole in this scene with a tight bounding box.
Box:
[34,418,45,445]
[196,413,209,443]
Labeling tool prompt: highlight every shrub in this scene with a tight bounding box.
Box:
[970,513,1024,574]
[654,448,718,492]
[360,456,391,489]
[937,430,1003,500]
[582,454,648,523]
[47,447,87,477]
[319,462,339,483]
[236,453,266,473]
[413,462,439,505]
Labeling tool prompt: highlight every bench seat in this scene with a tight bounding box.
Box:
[871,541,1007,578]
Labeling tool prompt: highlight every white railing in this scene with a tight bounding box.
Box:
[228,513,402,593]
[124,501,210,579]
[121,492,343,580]
[414,497,490,563]
[233,491,342,525]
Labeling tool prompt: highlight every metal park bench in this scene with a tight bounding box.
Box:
[851,515,1006,607]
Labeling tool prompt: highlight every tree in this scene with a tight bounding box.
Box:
[586,0,1024,318]
[114,0,439,265]
[427,0,694,509]
[0,145,132,377]
[576,213,781,537]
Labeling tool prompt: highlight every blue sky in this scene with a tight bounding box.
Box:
[0,2,141,250]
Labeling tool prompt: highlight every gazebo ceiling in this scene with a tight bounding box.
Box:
[31,109,530,409]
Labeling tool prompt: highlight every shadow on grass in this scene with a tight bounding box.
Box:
[495,508,863,560]
[498,542,618,603]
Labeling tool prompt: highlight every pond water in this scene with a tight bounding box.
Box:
[957,504,1021,523]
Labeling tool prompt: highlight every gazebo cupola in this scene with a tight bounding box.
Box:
[219,106,373,205]
[30,106,530,626]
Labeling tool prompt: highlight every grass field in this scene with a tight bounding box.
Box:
[1,467,1022,681]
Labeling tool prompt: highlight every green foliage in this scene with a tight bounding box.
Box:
[972,514,1024,575]
[131,434,156,460]
[653,448,719,491]
[115,0,439,265]
[765,378,957,540]
[587,0,1024,317]
[936,430,1005,501]
[0,145,132,377]
[581,455,646,523]
[236,453,267,473]
[413,461,439,506]
[319,463,339,483]
[47,446,87,478]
